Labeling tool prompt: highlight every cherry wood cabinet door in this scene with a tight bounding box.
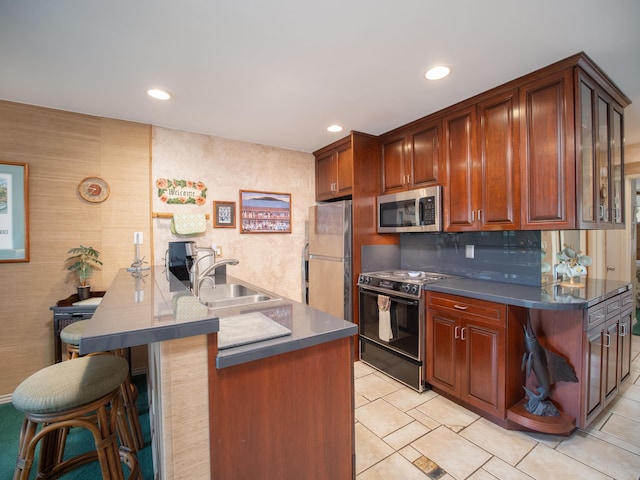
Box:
[444,105,477,231]
[585,327,604,420]
[519,69,575,229]
[461,319,503,415]
[477,89,519,230]
[428,310,459,396]
[381,135,406,193]
[315,151,335,200]
[335,144,353,197]
[603,318,620,402]
[315,141,352,201]
[618,307,632,383]
[410,120,441,187]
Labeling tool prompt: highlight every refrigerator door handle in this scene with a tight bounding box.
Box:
[308,254,346,262]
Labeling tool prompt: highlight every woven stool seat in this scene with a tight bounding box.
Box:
[12,355,140,479]
[60,319,89,346]
[13,355,128,414]
[55,325,145,453]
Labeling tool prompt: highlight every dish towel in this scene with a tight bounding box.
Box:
[378,294,392,342]
[171,213,207,236]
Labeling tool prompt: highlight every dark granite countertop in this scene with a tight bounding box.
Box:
[80,267,357,368]
[425,276,632,310]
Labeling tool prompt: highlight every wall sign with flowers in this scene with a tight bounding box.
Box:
[156,178,207,205]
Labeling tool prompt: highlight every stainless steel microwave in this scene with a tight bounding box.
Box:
[377,186,442,233]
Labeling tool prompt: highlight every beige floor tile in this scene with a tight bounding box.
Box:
[619,381,640,402]
[383,385,435,412]
[406,405,442,430]
[383,420,430,451]
[467,468,502,480]
[355,391,369,408]
[355,373,402,401]
[606,394,640,422]
[355,423,394,475]
[460,418,537,466]
[517,443,611,480]
[398,444,422,463]
[356,452,430,480]
[356,398,413,438]
[412,425,492,479]
[600,411,640,448]
[556,430,640,480]
[354,360,376,378]
[414,395,479,432]
[481,457,535,480]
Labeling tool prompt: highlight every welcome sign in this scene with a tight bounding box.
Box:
[156,178,207,205]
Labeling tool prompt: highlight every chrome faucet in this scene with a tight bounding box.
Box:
[192,258,240,297]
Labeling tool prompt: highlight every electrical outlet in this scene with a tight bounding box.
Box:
[215,246,222,257]
[465,245,474,259]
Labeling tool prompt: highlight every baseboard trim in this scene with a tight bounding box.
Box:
[0,393,13,405]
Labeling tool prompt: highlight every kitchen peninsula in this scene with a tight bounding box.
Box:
[81,267,358,479]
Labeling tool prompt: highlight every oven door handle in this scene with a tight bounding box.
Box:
[360,289,419,306]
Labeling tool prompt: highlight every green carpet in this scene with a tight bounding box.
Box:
[0,374,153,479]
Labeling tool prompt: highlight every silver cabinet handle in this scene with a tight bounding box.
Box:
[461,327,466,341]
[454,326,460,339]
[453,304,468,310]
[604,333,611,348]
[620,323,628,337]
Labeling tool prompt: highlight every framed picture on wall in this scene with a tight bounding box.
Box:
[0,161,29,262]
[213,201,236,228]
[239,190,291,234]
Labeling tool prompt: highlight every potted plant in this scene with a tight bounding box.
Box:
[66,245,102,300]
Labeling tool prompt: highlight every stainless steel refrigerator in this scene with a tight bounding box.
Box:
[307,200,352,323]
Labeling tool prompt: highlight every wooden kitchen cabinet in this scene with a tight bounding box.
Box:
[314,136,353,201]
[583,291,633,425]
[519,68,576,230]
[380,117,441,193]
[427,292,525,423]
[519,55,629,230]
[444,89,519,231]
[576,71,626,228]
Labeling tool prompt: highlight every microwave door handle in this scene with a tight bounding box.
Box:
[418,199,423,225]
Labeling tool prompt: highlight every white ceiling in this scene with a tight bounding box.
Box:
[1,0,639,153]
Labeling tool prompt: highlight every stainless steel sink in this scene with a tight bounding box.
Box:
[198,283,280,309]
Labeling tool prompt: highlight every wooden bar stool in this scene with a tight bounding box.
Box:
[60,320,145,452]
[11,355,140,480]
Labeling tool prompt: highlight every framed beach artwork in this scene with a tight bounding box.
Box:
[0,161,29,262]
[239,190,291,234]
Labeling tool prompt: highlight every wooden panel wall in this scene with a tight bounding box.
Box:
[0,100,151,397]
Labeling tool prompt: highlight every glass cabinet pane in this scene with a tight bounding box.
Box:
[580,81,595,224]
[597,96,610,222]
[612,108,623,225]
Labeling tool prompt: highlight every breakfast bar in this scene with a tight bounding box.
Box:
[80,267,358,479]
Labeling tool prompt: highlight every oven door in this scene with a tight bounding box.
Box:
[358,287,421,360]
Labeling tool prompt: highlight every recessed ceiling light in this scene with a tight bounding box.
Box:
[147,89,172,100]
[425,65,451,81]
[327,125,343,133]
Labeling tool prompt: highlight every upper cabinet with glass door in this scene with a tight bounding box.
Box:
[577,69,628,229]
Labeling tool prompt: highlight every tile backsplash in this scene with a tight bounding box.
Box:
[400,231,542,286]
[360,231,542,287]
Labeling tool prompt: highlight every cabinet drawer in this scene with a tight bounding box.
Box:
[605,296,621,319]
[620,291,633,311]
[427,292,505,322]
[586,302,606,328]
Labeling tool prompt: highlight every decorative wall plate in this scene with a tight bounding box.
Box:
[78,176,110,203]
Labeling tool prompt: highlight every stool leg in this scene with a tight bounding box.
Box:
[118,376,144,451]
[13,418,37,480]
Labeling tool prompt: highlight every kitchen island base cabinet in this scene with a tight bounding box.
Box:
[426,292,526,427]
[208,335,355,480]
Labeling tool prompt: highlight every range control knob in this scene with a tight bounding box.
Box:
[359,275,370,285]
[400,283,412,294]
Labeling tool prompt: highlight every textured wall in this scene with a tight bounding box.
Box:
[151,127,315,302]
[0,101,151,396]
